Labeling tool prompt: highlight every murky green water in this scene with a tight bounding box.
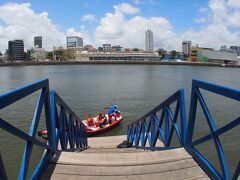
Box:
[0,65,239,179]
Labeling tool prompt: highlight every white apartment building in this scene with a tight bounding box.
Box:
[145,29,153,52]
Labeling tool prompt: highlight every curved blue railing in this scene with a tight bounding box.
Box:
[0,79,88,180]
[186,80,240,180]
[127,89,187,149]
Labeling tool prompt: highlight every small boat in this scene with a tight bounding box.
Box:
[82,114,123,136]
[38,114,123,138]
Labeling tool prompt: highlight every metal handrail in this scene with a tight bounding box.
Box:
[127,89,187,148]
[186,79,240,180]
[50,91,88,151]
[0,79,88,180]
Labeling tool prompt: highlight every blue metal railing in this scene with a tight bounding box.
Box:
[127,89,187,149]
[50,91,87,151]
[126,79,239,180]
[0,79,87,180]
[186,80,240,180]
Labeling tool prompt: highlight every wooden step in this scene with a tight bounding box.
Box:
[87,135,164,149]
[42,159,207,179]
[41,135,209,180]
[51,148,191,166]
[82,147,147,153]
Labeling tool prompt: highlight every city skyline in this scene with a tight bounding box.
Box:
[0,0,240,52]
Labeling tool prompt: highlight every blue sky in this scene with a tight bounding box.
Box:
[0,0,240,51]
[0,0,208,33]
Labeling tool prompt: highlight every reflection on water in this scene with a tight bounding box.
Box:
[0,65,239,178]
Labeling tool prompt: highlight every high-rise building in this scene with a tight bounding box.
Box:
[34,36,42,48]
[145,29,153,52]
[67,36,83,48]
[182,41,192,56]
[8,40,25,61]
[230,46,240,56]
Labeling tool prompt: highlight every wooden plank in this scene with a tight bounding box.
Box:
[88,135,164,148]
[41,165,208,180]
[41,135,208,180]
[82,148,147,153]
[44,158,198,176]
[52,148,191,166]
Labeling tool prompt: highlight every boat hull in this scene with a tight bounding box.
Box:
[82,115,123,136]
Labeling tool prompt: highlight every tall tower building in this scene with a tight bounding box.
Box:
[182,41,192,56]
[34,36,42,48]
[67,36,83,48]
[8,40,25,61]
[145,28,153,52]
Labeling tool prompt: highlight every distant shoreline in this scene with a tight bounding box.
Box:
[0,60,239,68]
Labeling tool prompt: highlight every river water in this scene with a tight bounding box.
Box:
[0,64,239,179]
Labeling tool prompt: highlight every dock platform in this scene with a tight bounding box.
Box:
[41,135,209,180]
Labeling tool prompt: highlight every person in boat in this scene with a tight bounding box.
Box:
[87,115,95,127]
[96,113,108,128]
[107,105,119,123]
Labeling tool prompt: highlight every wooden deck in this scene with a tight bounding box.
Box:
[41,135,209,180]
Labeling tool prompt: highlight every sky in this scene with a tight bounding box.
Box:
[0,0,240,52]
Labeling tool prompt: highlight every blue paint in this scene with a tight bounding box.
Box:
[127,89,187,148]
[186,79,240,180]
[0,79,88,180]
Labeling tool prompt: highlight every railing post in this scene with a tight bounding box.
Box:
[44,85,55,153]
[135,123,139,146]
[140,122,145,147]
[186,83,198,147]
[150,115,155,148]
[164,105,169,147]
[179,89,186,146]
[50,91,57,152]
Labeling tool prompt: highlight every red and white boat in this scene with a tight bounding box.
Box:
[38,114,123,138]
[82,114,123,136]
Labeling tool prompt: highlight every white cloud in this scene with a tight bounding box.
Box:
[1,1,240,53]
[227,0,240,9]
[94,3,179,50]
[81,14,96,22]
[66,27,92,45]
[181,24,240,48]
[0,3,65,51]
[114,3,140,14]
[184,0,240,48]
[95,0,240,50]
[0,2,93,52]
[194,17,207,23]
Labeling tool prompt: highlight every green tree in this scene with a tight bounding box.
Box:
[46,51,53,60]
[156,48,165,59]
[132,48,139,52]
[24,52,30,61]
